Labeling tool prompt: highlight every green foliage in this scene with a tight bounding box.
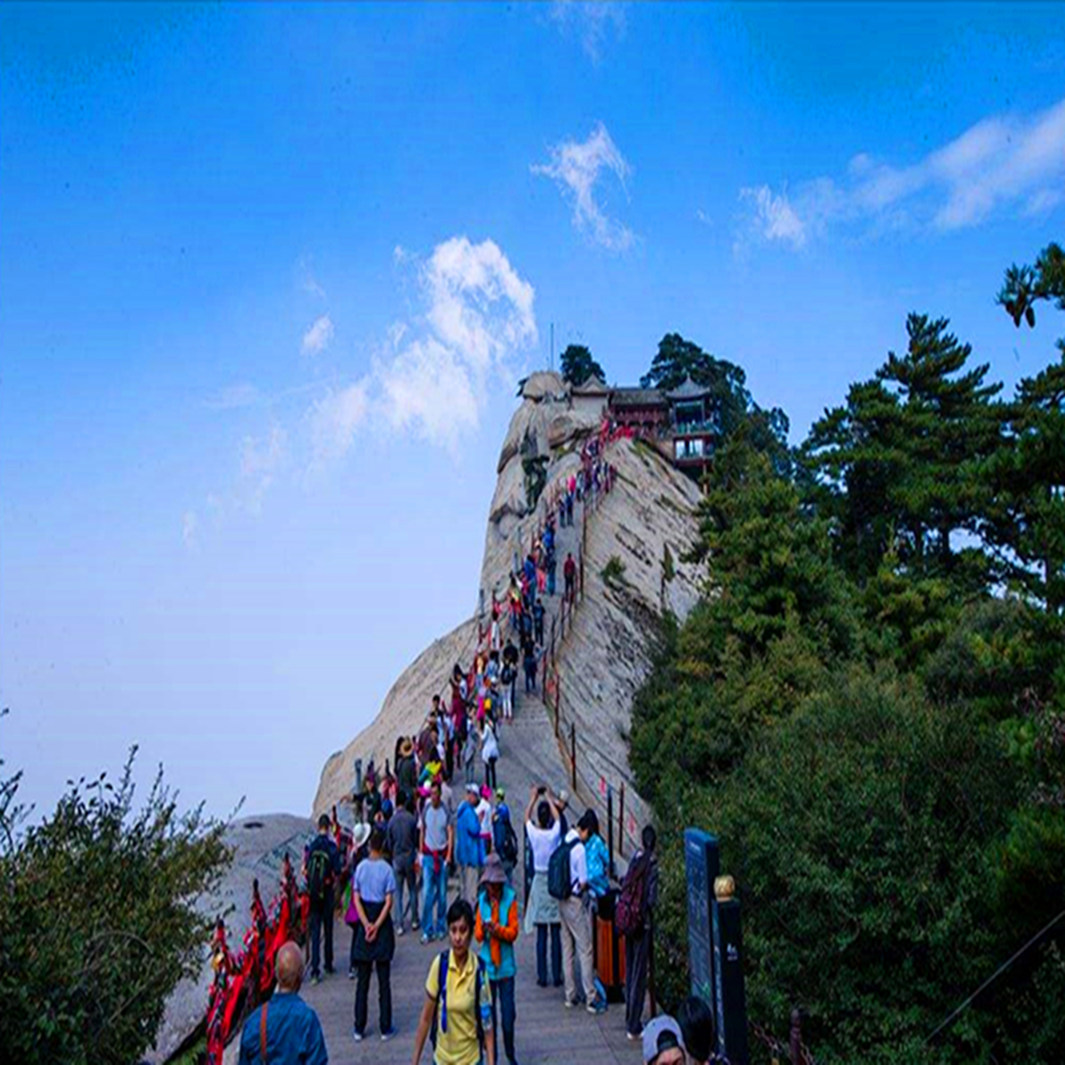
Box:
[601,555,627,586]
[559,343,605,387]
[634,253,1065,1061]
[803,313,1002,584]
[0,747,231,1065]
[640,332,789,455]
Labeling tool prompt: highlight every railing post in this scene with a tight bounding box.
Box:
[619,783,625,859]
[789,1009,802,1065]
[570,721,576,790]
[554,672,561,738]
[607,784,615,878]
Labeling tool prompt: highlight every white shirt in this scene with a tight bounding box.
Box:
[481,723,500,762]
[564,828,587,893]
[476,798,493,837]
[526,820,561,873]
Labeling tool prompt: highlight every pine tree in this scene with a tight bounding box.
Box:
[559,344,605,387]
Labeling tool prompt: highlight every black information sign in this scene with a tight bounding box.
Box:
[683,828,720,1004]
[712,896,749,1064]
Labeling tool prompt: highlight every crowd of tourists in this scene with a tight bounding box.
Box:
[237,441,727,1063]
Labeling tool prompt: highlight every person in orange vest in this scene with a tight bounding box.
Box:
[475,854,521,1065]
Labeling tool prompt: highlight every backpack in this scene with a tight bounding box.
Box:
[547,836,578,901]
[306,847,332,903]
[500,819,519,865]
[615,851,652,936]
[429,949,487,1056]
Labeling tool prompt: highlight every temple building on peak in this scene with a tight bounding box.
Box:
[570,373,722,477]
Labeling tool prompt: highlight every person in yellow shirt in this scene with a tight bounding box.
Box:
[411,898,496,1065]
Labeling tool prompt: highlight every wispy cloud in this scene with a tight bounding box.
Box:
[739,95,1065,251]
[301,314,334,356]
[297,255,327,300]
[194,237,535,535]
[182,510,198,548]
[532,122,634,251]
[239,423,287,512]
[548,1,626,64]
[310,381,370,466]
[204,382,262,411]
[377,236,537,451]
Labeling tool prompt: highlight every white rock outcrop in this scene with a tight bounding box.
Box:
[312,384,703,832]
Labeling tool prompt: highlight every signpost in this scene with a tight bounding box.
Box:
[683,828,720,1004]
[712,877,749,1064]
[685,829,749,1065]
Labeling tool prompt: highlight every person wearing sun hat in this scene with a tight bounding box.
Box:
[475,854,521,1065]
[642,1015,686,1065]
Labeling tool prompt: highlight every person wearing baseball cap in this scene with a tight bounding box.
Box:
[643,1015,686,1065]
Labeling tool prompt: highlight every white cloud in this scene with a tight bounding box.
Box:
[301,314,334,356]
[549,1,626,64]
[297,255,327,300]
[378,337,480,447]
[204,382,261,410]
[239,423,287,511]
[740,186,807,248]
[310,381,370,465]
[739,95,1065,250]
[376,236,538,450]
[532,122,634,251]
[182,510,198,548]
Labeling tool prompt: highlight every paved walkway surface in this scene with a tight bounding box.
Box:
[301,494,646,1063]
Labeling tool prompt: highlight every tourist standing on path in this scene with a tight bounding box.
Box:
[410,898,496,1065]
[557,811,608,1014]
[481,717,500,790]
[305,814,342,984]
[532,598,545,645]
[387,791,420,937]
[238,941,328,1065]
[563,552,577,603]
[397,738,419,801]
[521,639,540,695]
[475,854,521,1065]
[476,785,494,858]
[621,825,660,1040]
[503,639,518,713]
[522,787,563,989]
[419,781,454,943]
[351,828,397,1042]
[580,810,611,902]
[455,784,486,901]
[462,719,479,785]
[492,790,518,882]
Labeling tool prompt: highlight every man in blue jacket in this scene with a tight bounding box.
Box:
[455,783,486,901]
[239,941,328,1063]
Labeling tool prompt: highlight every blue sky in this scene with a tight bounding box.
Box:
[2,2,1064,819]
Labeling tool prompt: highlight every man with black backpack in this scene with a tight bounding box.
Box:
[305,813,342,984]
[618,824,660,1040]
[550,811,606,1014]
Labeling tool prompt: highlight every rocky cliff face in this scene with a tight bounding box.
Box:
[148,813,313,1063]
[313,372,703,822]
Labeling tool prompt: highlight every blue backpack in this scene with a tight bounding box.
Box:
[429,950,488,1056]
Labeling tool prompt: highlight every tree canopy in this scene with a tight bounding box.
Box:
[559,343,605,387]
[0,744,231,1065]
[633,248,1065,1063]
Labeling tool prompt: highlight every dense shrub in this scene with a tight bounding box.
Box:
[0,748,231,1065]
